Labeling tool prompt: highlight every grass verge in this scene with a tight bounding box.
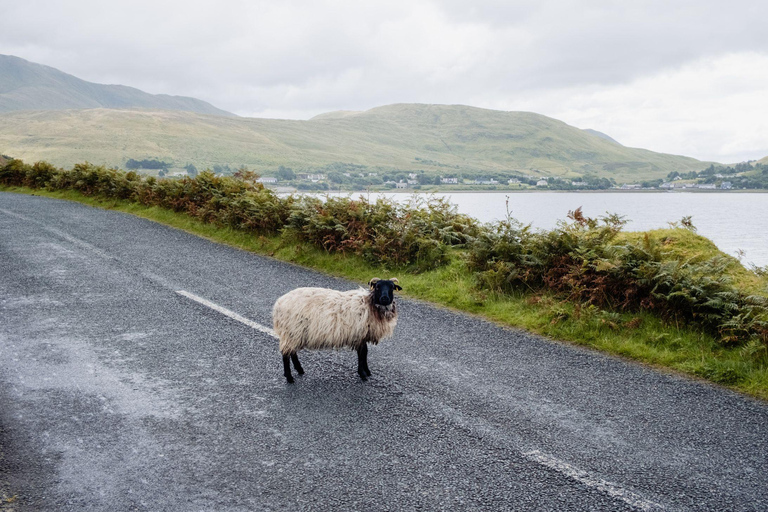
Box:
[3,185,767,400]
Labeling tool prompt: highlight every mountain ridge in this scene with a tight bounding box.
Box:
[0,54,234,117]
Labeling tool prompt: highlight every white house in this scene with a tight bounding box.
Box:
[441,177,459,184]
[257,177,278,183]
[536,180,548,187]
[395,181,408,189]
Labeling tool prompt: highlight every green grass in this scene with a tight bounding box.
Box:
[4,184,767,400]
[0,104,709,181]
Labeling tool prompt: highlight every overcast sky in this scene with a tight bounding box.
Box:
[2,0,767,163]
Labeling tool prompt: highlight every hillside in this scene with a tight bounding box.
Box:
[0,104,710,181]
[0,54,234,117]
[759,156,768,165]
[582,128,621,145]
[310,110,363,120]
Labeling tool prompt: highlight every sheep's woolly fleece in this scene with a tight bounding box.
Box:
[273,287,397,354]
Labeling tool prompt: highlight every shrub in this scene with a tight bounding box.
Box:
[468,207,768,345]
[285,195,478,270]
[0,159,31,187]
[2,158,766,348]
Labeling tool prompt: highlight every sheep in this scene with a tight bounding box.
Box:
[272,278,402,383]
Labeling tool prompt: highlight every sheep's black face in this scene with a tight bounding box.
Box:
[372,280,399,306]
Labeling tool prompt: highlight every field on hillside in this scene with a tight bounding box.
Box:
[0,104,710,182]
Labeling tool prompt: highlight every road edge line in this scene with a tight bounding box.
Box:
[176,290,277,338]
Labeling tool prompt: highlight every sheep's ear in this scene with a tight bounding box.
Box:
[368,277,381,289]
[389,277,402,291]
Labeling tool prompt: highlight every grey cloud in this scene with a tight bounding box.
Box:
[5,1,766,104]
[437,1,768,88]
[1,0,766,160]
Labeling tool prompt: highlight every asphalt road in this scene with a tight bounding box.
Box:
[1,191,767,511]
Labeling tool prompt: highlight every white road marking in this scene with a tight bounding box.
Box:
[0,207,114,261]
[523,450,666,511]
[178,288,666,511]
[4,206,666,511]
[0,207,183,290]
[175,290,277,338]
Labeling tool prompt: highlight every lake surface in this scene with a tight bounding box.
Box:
[320,192,768,267]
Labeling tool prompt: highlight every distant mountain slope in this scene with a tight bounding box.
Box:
[0,104,710,181]
[758,156,768,165]
[0,54,234,116]
[310,110,363,120]
[582,128,621,145]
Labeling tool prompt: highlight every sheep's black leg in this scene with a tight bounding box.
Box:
[357,343,370,380]
[363,344,371,376]
[282,353,294,383]
[290,352,304,375]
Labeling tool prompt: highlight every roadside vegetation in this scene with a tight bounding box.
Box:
[2,158,767,398]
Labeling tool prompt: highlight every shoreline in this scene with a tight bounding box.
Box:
[276,187,768,194]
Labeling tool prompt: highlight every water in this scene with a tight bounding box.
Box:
[318,191,768,267]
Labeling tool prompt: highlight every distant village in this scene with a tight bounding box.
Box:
[149,159,767,192]
[250,171,752,192]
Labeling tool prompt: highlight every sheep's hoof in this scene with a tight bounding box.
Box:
[296,367,305,375]
[365,368,372,376]
[358,372,368,381]
[285,375,295,384]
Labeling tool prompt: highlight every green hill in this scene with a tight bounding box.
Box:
[582,128,621,145]
[0,104,710,181]
[0,54,234,117]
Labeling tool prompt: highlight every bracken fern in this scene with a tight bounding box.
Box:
[2,158,766,349]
